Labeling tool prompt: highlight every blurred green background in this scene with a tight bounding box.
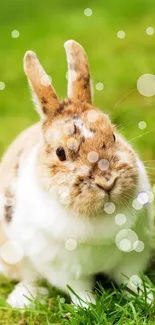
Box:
[0,0,155,180]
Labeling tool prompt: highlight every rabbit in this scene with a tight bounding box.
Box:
[0,40,153,308]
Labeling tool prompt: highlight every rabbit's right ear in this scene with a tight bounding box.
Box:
[24,51,60,119]
[64,40,92,104]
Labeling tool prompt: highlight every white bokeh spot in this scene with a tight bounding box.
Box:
[118,151,130,164]
[119,239,132,252]
[137,191,149,205]
[115,213,126,226]
[132,199,143,210]
[146,27,154,35]
[129,275,142,289]
[98,159,109,171]
[0,82,5,90]
[138,121,147,130]
[67,138,79,152]
[87,110,99,123]
[137,74,155,97]
[117,30,126,39]
[84,8,93,17]
[104,202,116,214]
[87,151,99,163]
[115,229,138,252]
[65,238,77,251]
[0,241,24,264]
[133,240,145,252]
[11,30,20,38]
[95,82,104,91]
[63,124,75,135]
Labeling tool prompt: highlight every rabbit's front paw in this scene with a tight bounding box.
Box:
[7,282,37,308]
[71,291,96,307]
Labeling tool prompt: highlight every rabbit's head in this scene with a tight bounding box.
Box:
[24,40,139,217]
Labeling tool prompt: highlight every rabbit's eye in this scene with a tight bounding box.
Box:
[113,134,116,142]
[56,147,66,161]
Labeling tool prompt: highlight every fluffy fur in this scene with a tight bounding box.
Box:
[0,40,153,307]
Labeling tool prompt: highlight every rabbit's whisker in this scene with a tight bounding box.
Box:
[128,128,155,143]
[111,88,136,111]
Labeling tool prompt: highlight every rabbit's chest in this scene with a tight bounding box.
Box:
[5,152,134,279]
[53,241,120,277]
[9,192,121,280]
[20,229,121,280]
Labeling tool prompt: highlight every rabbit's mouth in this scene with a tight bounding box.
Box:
[61,174,137,217]
[60,182,112,217]
[54,161,138,217]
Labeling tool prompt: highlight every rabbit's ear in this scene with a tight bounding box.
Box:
[64,40,92,104]
[24,51,60,119]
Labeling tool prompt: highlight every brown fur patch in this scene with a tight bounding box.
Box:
[41,97,48,105]
[4,203,13,222]
[4,188,14,223]
[42,99,92,131]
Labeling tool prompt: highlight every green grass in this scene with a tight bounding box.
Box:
[1,274,155,324]
[0,0,155,323]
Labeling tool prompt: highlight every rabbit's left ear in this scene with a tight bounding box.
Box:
[24,51,60,119]
[64,40,92,104]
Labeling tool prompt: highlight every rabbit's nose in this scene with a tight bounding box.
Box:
[95,176,117,192]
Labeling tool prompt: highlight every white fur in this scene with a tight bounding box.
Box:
[2,145,153,307]
[74,119,93,138]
